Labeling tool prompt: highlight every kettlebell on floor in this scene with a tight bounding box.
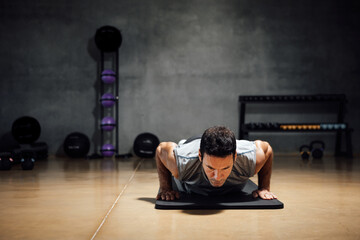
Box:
[299,145,311,161]
[299,140,325,160]
[310,141,325,159]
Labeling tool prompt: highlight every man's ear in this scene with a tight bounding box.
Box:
[198,149,202,162]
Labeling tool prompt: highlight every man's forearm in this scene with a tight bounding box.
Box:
[155,152,173,190]
[257,150,273,190]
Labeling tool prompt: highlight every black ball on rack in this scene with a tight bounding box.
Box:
[95,26,122,52]
[63,132,90,158]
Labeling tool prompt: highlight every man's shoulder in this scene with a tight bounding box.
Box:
[174,139,201,181]
[174,139,201,159]
[236,140,256,155]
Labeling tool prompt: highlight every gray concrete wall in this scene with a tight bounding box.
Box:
[0,0,359,156]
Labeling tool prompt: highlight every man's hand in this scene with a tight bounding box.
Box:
[156,142,180,201]
[252,189,277,200]
[156,189,180,201]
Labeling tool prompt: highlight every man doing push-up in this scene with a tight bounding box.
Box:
[155,126,277,201]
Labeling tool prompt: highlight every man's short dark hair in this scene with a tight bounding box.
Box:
[200,126,236,160]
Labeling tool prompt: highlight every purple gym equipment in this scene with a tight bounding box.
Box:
[101,69,116,84]
[101,144,115,157]
[101,116,116,131]
[101,93,116,108]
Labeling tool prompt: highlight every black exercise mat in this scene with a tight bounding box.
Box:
[155,180,284,210]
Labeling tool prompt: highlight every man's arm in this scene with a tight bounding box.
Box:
[155,142,180,201]
[253,140,278,200]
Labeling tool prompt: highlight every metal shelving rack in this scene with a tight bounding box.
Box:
[238,94,353,158]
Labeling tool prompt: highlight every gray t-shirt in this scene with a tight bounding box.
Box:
[173,139,257,195]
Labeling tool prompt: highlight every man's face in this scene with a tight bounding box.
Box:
[199,151,235,187]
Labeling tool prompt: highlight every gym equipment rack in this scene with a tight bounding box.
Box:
[238,94,353,158]
[90,25,123,159]
[99,51,120,157]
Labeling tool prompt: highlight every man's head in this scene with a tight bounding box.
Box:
[199,126,237,187]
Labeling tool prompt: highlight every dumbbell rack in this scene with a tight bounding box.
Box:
[238,94,353,158]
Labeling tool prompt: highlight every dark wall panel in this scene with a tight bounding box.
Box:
[0,0,359,155]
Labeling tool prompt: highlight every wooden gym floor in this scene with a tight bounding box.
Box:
[0,154,359,240]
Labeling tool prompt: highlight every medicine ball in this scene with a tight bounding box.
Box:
[133,133,160,158]
[95,26,122,52]
[101,143,116,157]
[12,116,41,144]
[63,132,90,158]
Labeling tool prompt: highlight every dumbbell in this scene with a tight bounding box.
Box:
[20,150,36,170]
[288,96,295,101]
[244,123,252,130]
[0,152,14,170]
[315,95,323,101]
[264,122,279,130]
[306,96,313,101]
[280,125,288,130]
[270,122,280,129]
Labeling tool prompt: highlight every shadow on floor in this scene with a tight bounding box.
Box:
[138,197,156,204]
[137,197,224,215]
[181,209,224,215]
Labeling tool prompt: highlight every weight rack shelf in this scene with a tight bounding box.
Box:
[238,94,353,158]
[243,122,348,131]
[239,94,347,103]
